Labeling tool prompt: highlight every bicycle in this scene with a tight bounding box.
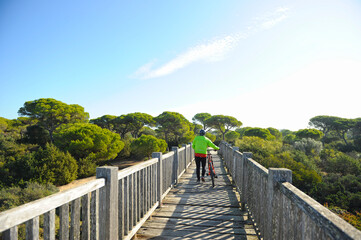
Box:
[207,149,217,187]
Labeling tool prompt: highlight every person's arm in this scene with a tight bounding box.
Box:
[207,139,219,150]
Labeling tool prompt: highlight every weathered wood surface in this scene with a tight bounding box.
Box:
[0,178,105,233]
[136,152,260,240]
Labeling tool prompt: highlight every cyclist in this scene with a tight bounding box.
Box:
[192,129,219,182]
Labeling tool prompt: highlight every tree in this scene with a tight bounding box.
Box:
[130,135,167,159]
[110,113,154,139]
[236,127,252,138]
[122,113,154,138]
[267,127,282,140]
[309,115,338,145]
[18,98,89,143]
[23,125,50,146]
[54,123,124,162]
[243,127,275,140]
[280,129,293,137]
[351,118,361,137]
[206,115,242,140]
[90,115,117,131]
[33,144,78,185]
[139,126,156,136]
[192,113,212,131]
[283,134,297,145]
[112,115,131,139]
[331,117,355,145]
[154,111,193,148]
[295,129,324,141]
[0,117,8,133]
[225,131,240,143]
[192,123,203,135]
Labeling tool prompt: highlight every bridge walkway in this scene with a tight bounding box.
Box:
[136,151,260,240]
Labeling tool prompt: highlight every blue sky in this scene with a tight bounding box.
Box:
[1,0,361,130]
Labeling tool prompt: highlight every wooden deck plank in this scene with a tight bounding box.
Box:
[137,229,259,240]
[152,211,248,222]
[142,216,255,228]
[136,152,259,240]
[140,221,257,235]
[162,196,241,208]
[155,204,245,216]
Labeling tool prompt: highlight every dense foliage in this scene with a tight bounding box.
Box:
[1,101,360,230]
[206,115,242,140]
[154,111,194,148]
[130,135,167,159]
[18,98,89,142]
[54,123,124,161]
[233,118,361,230]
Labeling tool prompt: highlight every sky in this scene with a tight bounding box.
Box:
[1,0,361,131]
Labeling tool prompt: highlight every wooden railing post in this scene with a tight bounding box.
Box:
[190,143,193,163]
[241,152,252,211]
[231,147,239,183]
[182,144,187,172]
[3,227,17,240]
[265,168,292,240]
[96,166,118,240]
[172,147,179,184]
[44,210,55,240]
[152,152,163,208]
[26,216,39,240]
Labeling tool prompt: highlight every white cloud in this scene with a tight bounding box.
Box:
[261,15,288,29]
[133,35,241,80]
[253,6,290,30]
[132,7,290,80]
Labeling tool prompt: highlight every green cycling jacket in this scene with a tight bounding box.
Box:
[192,135,219,154]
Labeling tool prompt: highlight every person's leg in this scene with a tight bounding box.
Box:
[201,157,206,180]
[195,157,201,181]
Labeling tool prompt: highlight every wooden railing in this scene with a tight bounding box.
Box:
[219,142,361,240]
[0,144,194,240]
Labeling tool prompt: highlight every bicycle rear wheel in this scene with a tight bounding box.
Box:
[209,161,215,187]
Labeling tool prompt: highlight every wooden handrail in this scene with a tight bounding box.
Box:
[219,141,361,240]
[0,178,105,232]
[0,143,195,240]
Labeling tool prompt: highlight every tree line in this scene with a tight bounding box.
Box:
[0,98,242,191]
[0,98,360,229]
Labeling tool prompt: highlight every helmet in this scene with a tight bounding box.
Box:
[199,129,206,136]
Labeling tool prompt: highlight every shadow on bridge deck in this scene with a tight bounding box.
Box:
[136,152,260,240]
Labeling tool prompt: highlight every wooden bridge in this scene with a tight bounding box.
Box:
[136,151,259,239]
[1,142,361,240]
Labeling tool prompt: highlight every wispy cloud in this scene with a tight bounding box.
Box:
[259,7,290,29]
[132,7,290,80]
[132,34,244,80]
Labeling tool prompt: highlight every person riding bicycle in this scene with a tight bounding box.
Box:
[192,129,219,182]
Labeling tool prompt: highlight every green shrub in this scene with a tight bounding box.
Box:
[0,182,58,212]
[33,144,78,186]
[320,149,361,176]
[77,154,97,178]
[131,135,167,159]
[54,123,124,162]
[294,138,323,156]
